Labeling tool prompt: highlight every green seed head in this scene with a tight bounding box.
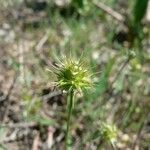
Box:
[100,123,117,142]
[54,57,92,92]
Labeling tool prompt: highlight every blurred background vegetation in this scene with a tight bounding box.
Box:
[0,0,149,149]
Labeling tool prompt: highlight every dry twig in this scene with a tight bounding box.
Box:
[0,129,30,143]
[2,73,18,122]
[0,122,37,128]
[93,1,125,23]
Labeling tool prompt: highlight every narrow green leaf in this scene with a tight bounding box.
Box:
[30,115,56,126]
[133,0,149,24]
[73,0,84,8]
[93,57,115,99]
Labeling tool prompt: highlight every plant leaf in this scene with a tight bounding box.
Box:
[133,0,149,24]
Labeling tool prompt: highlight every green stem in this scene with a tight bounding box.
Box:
[110,141,117,150]
[65,89,74,150]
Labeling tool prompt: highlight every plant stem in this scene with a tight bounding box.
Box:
[65,89,74,150]
[110,141,117,150]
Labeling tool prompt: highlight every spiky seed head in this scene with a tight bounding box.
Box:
[100,123,117,142]
[54,57,92,92]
